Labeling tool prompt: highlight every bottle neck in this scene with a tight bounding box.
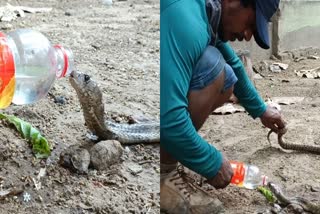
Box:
[54,45,74,78]
[261,175,268,186]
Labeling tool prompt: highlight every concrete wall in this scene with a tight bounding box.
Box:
[279,0,320,51]
[231,0,320,60]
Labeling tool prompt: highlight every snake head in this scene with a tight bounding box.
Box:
[69,70,93,89]
[69,70,102,102]
[268,182,282,195]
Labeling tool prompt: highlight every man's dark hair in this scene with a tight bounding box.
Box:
[240,0,255,8]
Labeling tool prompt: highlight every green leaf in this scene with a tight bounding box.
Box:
[0,113,51,159]
[258,186,276,203]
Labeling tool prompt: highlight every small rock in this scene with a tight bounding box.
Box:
[54,96,66,105]
[36,195,43,203]
[273,62,288,70]
[253,73,263,79]
[154,167,160,173]
[65,11,72,16]
[124,146,130,153]
[269,64,281,73]
[294,57,306,62]
[114,117,122,123]
[127,163,143,175]
[311,186,320,192]
[89,140,123,170]
[307,55,319,60]
[253,61,268,74]
[59,145,91,174]
[271,204,282,213]
[85,199,92,206]
[1,23,13,30]
[91,44,101,50]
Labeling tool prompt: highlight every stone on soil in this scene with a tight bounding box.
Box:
[89,140,123,170]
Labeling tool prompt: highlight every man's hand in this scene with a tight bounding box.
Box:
[206,154,233,189]
[260,105,286,133]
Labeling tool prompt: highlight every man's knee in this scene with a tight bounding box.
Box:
[209,62,237,106]
[189,46,226,91]
[216,63,237,102]
[189,45,237,95]
[221,63,237,95]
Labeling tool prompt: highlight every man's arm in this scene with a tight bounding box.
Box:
[161,0,222,179]
[216,39,267,118]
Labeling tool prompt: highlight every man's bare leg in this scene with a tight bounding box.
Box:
[160,69,234,167]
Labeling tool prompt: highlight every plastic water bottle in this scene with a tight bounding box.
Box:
[230,161,268,189]
[0,28,74,108]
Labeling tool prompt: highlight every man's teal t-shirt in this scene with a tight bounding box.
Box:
[160,0,266,178]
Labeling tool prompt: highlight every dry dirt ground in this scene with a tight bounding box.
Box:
[0,0,159,213]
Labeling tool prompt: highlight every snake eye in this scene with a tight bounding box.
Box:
[84,74,90,82]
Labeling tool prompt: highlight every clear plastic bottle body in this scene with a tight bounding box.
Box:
[1,29,73,106]
[230,161,267,190]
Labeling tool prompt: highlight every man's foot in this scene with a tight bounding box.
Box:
[160,165,224,214]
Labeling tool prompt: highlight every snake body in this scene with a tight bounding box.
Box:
[268,182,320,214]
[267,127,320,154]
[69,71,160,144]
